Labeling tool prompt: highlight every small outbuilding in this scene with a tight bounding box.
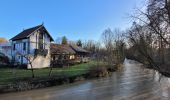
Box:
[50,44,90,67]
[70,45,90,63]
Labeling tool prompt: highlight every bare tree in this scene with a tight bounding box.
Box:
[114,29,126,64]
[101,28,116,67]
[126,22,159,69]
[82,40,97,54]
[55,37,62,44]
[127,0,170,75]
[16,52,36,78]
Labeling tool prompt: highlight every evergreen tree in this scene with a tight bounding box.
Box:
[62,36,68,45]
[77,39,82,47]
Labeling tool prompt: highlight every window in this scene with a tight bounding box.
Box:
[23,42,26,50]
[13,44,15,50]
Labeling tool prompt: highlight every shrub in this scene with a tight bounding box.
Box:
[88,65,109,78]
[0,53,9,65]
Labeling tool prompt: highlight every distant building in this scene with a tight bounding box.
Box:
[50,44,76,67]
[0,42,12,60]
[51,44,90,67]
[11,24,54,69]
[70,45,90,63]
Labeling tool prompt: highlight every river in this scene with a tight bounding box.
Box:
[0,59,170,100]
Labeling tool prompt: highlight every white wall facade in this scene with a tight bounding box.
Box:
[12,39,29,64]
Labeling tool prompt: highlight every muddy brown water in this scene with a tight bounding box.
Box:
[0,59,170,100]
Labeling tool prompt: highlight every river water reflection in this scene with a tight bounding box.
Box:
[0,59,170,100]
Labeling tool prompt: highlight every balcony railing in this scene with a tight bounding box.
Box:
[34,49,48,56]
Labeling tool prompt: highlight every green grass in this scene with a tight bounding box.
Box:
[0,61,104,85]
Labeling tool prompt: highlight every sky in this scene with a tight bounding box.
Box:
[0,0,144,41]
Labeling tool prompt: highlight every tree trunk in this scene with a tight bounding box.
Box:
[28,60,35,78]
[30,63,35,78]
[49,66,53,76]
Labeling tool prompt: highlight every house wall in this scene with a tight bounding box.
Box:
[29,32,37,54]
[29,30,51,54]
[28,30,51,68]
[11,39,29,64]
[27,55,51,69]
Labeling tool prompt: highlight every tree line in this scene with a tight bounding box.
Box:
[55,28,126,70]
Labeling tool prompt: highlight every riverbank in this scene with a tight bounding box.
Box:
[0,61,116,94]
[126,56,170,78]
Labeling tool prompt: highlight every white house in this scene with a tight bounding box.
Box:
[11,24,54,69]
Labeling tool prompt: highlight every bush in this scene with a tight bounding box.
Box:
[88,65,109,78]
[0,53,9,65]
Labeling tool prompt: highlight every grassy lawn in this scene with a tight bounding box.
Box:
[0,61,104,85]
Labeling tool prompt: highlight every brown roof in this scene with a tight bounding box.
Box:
[11,24,54,41]
[51,44,90,55]
[70,45,89,53]
[50,44,76,55]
